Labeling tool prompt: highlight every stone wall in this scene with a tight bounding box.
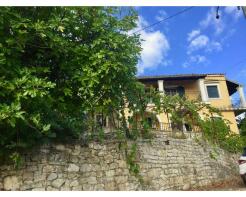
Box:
[0,132,239,191]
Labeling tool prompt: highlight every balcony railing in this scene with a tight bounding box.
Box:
[131,121,201,133]
[158,122,201,132]
[217,104,246,111]
[155,90,201,101]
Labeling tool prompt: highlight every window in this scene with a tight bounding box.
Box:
[164,88,178,96]
[206,85,220,99]
[164,86,185,97]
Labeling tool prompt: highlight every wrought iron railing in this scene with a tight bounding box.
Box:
[130,121,201,133]
[217,104,246,111]
[158,122,201,132]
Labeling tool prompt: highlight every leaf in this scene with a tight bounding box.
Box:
[57,26,65,32]
[42,124,51,132]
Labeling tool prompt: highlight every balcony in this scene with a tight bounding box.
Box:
[217,101,246,116]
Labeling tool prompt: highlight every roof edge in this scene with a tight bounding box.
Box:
[137,73,225,80]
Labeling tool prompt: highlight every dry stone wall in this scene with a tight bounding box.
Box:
[0,132,239,191]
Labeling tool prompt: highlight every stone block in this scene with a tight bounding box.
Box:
[32,187,46,191]
[82,184,94,191]
[70,156,79,163]
[20,184,33,191]
[51,179,65,188]
[71,186,82,191]
[23,171,33,181]
[109,163,118,169]
[115,176,128,184]
[104,182,115,191]
[47,173,58,181]
[72,146,81,156]
[96,171,103,178]
[32,182,43,188]
[105,170,115,177]
[98,151,105,156]
[67,173,78,179]
[3,176,20,191]
[87,177,97,184]
[80,164,91,172]
[55,145,66,151]
[42,165,54,173]
[46,186,58,191]
[26,165,38,172]
[104,155,114,163]
[70,180,79,187]
[60,186,71,191]
[93,184,105,191]
[33,173,46,182]
[118,160,126,168]
[67,164,80,172]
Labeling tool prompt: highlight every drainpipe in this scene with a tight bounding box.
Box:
[237,85,246,108]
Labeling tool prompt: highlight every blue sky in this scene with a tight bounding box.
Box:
[134,6,246,98]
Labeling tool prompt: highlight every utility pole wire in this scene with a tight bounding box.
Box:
[129,6,194,35]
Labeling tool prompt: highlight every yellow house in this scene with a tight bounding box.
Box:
[135,73,246,134]
[97,73,246,134]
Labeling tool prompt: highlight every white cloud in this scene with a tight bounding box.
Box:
[182,62,189,68]
[224,6,243,20]
[187,29,200,42]
[155,10,170,32]
[182,55,208,68]
[200,7,225,35]
[187,32,222,54]
[187,35,209,53]
[190,55,207,63]
[220,28,236,44]
[155,10,168,21]
[135,16,170,75]
[206,41,222,52]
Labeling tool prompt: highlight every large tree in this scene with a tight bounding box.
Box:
[0,7,142,160]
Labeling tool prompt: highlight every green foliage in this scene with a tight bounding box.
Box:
[153,93,219,130]
[209,150,218,160]
[153,93,246,153]
[201,118,230,144]
[239,117,246,136]
[221,134,246,153]
[9,152,23,169]
[0,7,141,165]
[126,143,140,175]
[201,117,246,153]
[98,128,105,144]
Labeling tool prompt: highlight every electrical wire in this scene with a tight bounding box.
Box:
[129,6,194,35]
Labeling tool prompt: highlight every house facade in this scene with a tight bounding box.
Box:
[97,73,246,134]
[135,73,246,134]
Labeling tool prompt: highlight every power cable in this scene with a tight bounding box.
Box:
[129,6,194,35]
